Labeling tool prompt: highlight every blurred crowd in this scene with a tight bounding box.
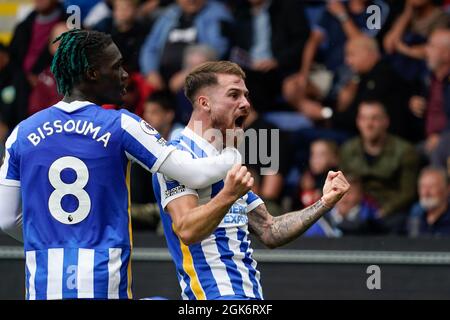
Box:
[0,0,449,238]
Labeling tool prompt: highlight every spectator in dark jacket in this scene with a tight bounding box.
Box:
[334,35,418,141]
[94,0,152,73]
[230,0,310,112]
[139,0,233,91]
[282,0,389,119]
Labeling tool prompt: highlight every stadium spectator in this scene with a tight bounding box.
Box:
[407,167,450,237]
[169,44,217,94]
[384,0,449,58]
[430,131,450,178]
[282,0,389,117]
[408,28,450,155]
[304,175,382,237]
[0,30,241,300]
[298,139,339,209]
[333,36,416,140]
[169,44,218,124]
[383,0,450,81]
[229,0,310,112]
[27,22,67,116]
[153,61,350,300]
[139,0,233,91]
[94,0,152,73]
[8,0,67,126]
[340,101,420,232]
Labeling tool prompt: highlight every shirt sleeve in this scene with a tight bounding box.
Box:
[0,126,21,187]
[120,110,175,173]
[246,191,264,213]
[154,172,198,210]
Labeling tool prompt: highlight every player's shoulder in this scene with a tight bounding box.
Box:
[168,136,197,160]
[11,106,55,139]
[117,109,166,139]
[81,107,143,131]
[90,106,136,123]
[117,108,141,121]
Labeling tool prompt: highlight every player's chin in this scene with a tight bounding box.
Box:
[120,86,127,96]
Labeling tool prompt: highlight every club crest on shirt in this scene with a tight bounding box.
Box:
[140,120,158,135]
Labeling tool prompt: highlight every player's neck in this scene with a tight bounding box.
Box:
[187,120,211,139]
[62,88,97,105]
[187,115,221,148]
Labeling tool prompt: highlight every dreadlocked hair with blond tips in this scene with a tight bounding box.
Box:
[51,29,113,95]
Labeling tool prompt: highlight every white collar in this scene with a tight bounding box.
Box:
[53,100,96,113]
[181,126,221,157]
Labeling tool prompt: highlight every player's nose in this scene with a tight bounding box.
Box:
[121,69,129,83]
[240,96,251,110]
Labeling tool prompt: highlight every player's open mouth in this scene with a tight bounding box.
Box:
[234,115,246,128]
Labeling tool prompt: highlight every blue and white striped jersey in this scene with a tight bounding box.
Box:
[0,100,174,300]
[153,127,264,300]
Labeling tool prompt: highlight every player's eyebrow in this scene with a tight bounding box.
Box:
[113,58,124,66]
[227,88,249,97]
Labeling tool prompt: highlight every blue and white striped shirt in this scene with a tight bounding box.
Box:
[153,127,264,300]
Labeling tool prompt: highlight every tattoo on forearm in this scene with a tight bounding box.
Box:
[249,199,331,248]
[269,199,330,248]
[298,199,330,229]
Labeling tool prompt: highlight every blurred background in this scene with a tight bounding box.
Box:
[0,0,449,299]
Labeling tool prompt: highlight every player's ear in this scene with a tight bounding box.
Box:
[198,96,211,112]
[86,68,98,81]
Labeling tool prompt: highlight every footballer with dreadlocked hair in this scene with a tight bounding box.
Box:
[0,29,242,299]
[51,29,124,103]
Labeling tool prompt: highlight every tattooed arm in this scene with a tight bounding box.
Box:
[248,171,350,248]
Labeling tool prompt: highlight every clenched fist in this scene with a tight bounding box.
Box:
[223,164,254,200]
[321,171,350,208]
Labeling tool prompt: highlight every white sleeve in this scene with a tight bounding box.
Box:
[158,147,242,189]
[0,184,23,242]
[121,111,175,173]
